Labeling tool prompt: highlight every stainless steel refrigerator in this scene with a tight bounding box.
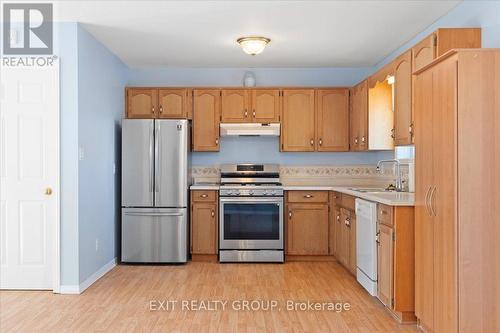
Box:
[121,119,190,263]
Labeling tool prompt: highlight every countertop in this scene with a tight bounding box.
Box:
[190,184,415,206]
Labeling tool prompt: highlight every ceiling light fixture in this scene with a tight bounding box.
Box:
[237,36,271,55]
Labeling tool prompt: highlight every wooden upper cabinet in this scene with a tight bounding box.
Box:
[412,34,436,73]
[393,50,413,146]
[126,88,158,118]
[350,81,368,151]
[287,203,329,255]
[192,89,220,151]
[412,28,481,72]
[221,89,250,123]
[158,89,188,119]
[315,89,350,151]
[251,89,280,123]
[281,89,315,151]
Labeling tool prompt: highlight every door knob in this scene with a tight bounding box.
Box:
[44,188,53,195]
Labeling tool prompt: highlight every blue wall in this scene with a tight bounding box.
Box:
[77,25,127,283]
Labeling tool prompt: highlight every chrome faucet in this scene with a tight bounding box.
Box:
[376,159,403,192]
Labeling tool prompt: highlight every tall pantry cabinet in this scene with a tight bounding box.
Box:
[414,49,500,333]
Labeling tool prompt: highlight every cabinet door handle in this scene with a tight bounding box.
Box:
[310,139,314,146]
[200,194,208,198]
[409,123,414,137]
[215,138,219,145]
[319,139,323,146]
[211,210,215,217]
[289,211,292,219]
[361,136,366,143]
[336,214,340,222]
[244,109,248,117]
[354,137,359,144]
[424,186,431,216]
[253,110,256,117]
[430,186,437,217]
[345,218,350,227]
[391,128,395,139]
[376,231,380,245]
[303,194,313,198]
[159,105,163,114]
[151,106,155,114]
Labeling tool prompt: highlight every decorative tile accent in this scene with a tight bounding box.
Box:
[279,165,382,178]
[191,166,220,178]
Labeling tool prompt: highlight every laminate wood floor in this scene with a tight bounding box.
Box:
[0,261,418,332]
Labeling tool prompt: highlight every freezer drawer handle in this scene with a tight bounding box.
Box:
[124,212,184,217]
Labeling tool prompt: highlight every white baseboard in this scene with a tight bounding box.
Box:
[59,257,117,295]
[59,284,79,294]
[79,257,117,293]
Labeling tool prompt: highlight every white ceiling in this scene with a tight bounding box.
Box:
[54,0,460,68]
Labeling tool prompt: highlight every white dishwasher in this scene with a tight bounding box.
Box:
[355,198,378,296]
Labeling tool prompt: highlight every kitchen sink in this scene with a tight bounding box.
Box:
[348,187,394,193]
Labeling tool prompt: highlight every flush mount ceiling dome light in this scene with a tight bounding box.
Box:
[237,36,271,55]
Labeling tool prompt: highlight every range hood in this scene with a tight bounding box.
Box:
[220,123,280,136]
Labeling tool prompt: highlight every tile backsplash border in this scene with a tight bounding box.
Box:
[191,164,404,187]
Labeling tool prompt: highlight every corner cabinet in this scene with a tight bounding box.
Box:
[349,80,368,151]
[393,50,413,145]
[190,190,218,260]
[192,89,221,152]
[414,50,499,333]
[281,90,316,151]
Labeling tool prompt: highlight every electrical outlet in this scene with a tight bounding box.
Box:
[79,147,85,161]
[95,239,99,252]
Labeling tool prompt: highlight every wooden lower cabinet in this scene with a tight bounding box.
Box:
[377,223,394,307]
[190,191,218,260]
[376,204,416,323]
[286,203,329,255]
[331,194,356,276]
[285,191,330,257]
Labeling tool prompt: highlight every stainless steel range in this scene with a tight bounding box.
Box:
[219,164,284,263]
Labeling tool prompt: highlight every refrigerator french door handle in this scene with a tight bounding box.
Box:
[124,212,184,217]
[154,121,160,206]
[149,122,154,195]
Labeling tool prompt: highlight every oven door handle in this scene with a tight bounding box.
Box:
[219,197,284,204]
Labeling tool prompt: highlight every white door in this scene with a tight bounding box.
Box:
[0,61,59,290]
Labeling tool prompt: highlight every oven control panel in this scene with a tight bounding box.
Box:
[220,188,284,197]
